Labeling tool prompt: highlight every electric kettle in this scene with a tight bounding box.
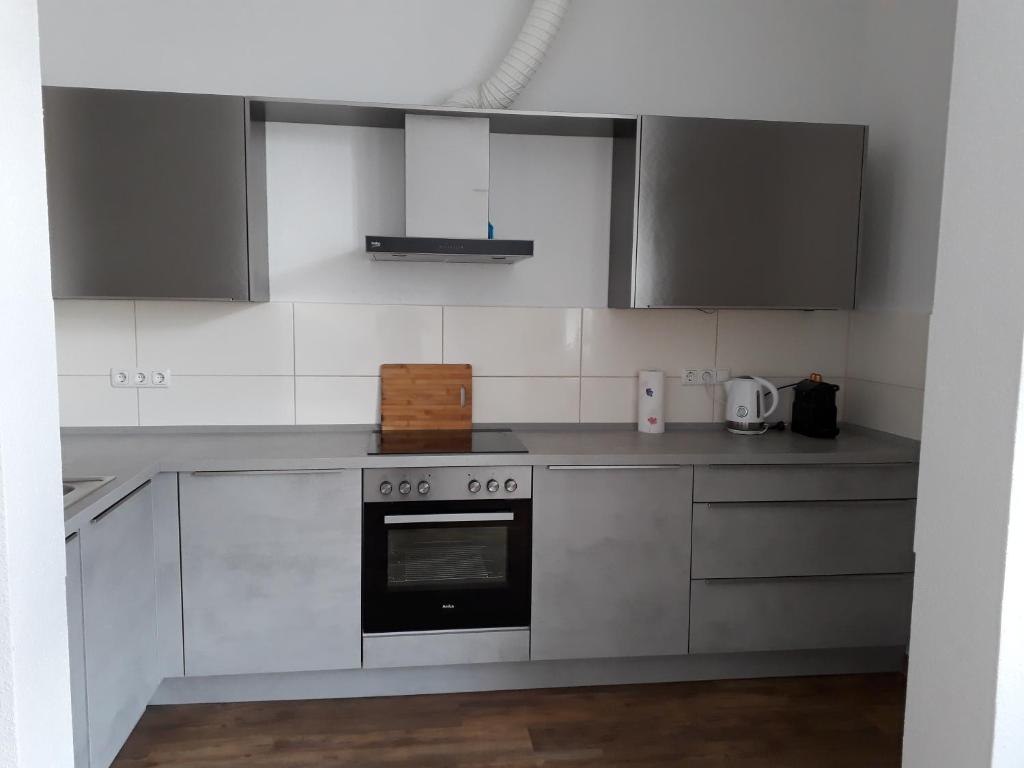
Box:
[724,376,779,435]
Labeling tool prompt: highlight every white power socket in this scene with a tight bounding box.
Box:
[110,368,172,388]
[682,368,730,386]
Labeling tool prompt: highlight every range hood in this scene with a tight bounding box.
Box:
[366,236,533,263]
[367,114,534,264]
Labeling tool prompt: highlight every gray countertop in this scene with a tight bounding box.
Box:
[61,424,919,535]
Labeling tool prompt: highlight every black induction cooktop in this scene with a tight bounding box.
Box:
[366,429,528,456]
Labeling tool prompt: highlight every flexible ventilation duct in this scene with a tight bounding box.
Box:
[444,0,571,109]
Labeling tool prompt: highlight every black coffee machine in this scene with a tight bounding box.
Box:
[791,373,840,439]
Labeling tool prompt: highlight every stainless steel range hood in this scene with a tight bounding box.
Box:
[366,236,533,263]
[366,114,534,264]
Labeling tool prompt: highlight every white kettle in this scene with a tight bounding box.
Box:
[724,376,779,435]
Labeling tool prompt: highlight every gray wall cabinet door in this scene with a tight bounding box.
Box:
[81,483,158,768]
[65,533,89,767]
[179,470,361,677]
[531,466,693,661]
[629,116,863,309]
[43,87,264,300]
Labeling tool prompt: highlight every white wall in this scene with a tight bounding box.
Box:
[858,0,957,313]
[38,1,868,121]
[838,0,955,440]
[902,0,1024,765]
[0,0,75,765]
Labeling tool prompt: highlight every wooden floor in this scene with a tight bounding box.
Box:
[114,674,905,767]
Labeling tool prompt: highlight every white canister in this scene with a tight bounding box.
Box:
[637,370,665,434]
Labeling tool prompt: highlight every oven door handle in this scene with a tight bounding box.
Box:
[383,512,515,525]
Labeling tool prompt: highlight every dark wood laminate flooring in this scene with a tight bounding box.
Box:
[113,673,905,767]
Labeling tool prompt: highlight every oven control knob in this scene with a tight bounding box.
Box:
[468,479,481,493]
[379,481,393,496]
[486,479,500,493]
[505,478,518,493]
[398,480,412,495]
[417,480,430,495]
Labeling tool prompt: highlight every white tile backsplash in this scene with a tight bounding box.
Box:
[294,303,441,376]
[136,301,294,375]
[581,377,715,423]
[716,310,849,378]
[296,377,379,424]
[582,309,717,377]
[54,300,136,375]
[844,378,924,440]
[472,377,580,423]
[443,307,581,376]
[138,376,295,426]
[579,377,636,423]
[55,300,878,430]
[58,376,139,427]
[847,310,930,389]
[666,379,717,422]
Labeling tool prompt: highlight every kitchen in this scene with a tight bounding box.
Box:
[3,1,1022,767]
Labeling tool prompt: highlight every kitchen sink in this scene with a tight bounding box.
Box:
[63,477,115,508]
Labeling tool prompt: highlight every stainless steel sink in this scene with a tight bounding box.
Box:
[63,477,115,508]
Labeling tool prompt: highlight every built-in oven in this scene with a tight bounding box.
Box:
[362,466,532,633]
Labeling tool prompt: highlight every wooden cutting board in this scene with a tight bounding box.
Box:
[380,364,472,431]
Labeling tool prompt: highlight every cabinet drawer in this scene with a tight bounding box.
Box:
[692,500,916,579]
[693,464,918,503]
[690,574,913,653]
[363,629,530,669]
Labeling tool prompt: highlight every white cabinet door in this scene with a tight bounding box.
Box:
[81,482,158,768]
[65,532,89,767]
[179,470,362,676]
[531,466,693,661]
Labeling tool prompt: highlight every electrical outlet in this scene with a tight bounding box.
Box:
[682,368,731,386]
[110,367,172,388]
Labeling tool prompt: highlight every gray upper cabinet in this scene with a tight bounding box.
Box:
[531,466,693,661]
[609,116,866,308]
[80,482,159,768]
[179,470,362,677]
[42,87,268,301]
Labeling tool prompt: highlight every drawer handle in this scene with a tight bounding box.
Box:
[703,572,912,585]
[384,512,514,525]
[191,469,346,477]
[89,480,151,525]
[546,465,681,471]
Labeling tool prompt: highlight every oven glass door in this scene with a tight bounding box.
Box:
[363,500,531,633]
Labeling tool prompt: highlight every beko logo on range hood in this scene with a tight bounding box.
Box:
[366,114,534,264]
